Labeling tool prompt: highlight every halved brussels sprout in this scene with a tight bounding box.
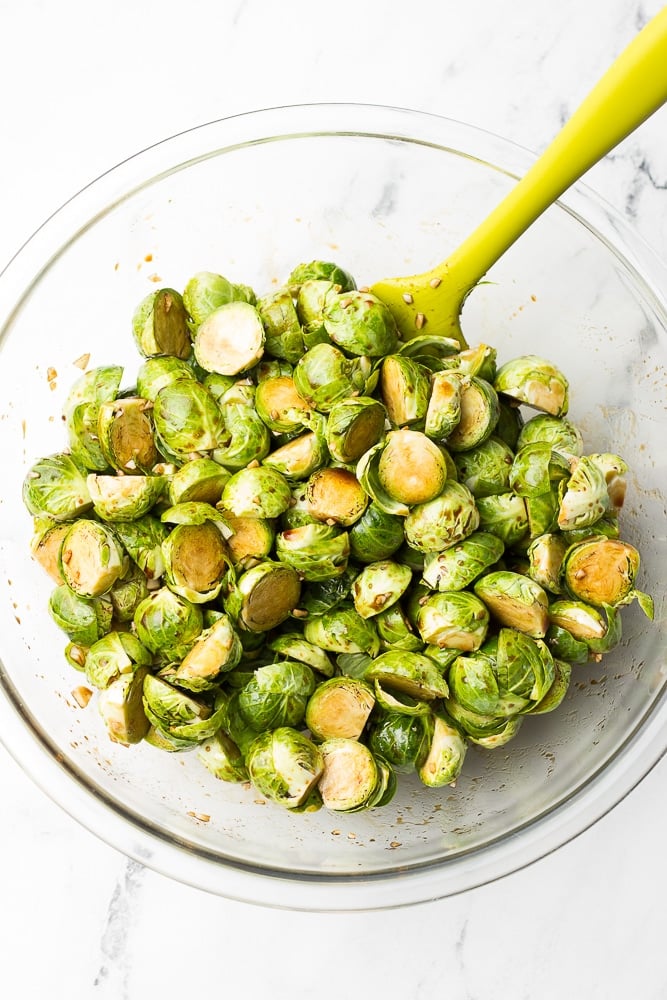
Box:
[170,614,242,692]
[142,674,217,742]
[356,441,409,517]
[132,287,192,360]
[136,356,196,401]
[254,374,312,434]
[267,634,335,678]
[348,503,405,564]
[225,561,301,632]
[452,436,514,498]
[96,396,158,474]
[59,519,128,598]
[98,665,151,745]
[303,604,380,657]
[212,382,271,470]
[305,676,375,741]
[374,603,423,652]
[494,355,569,416]
[365,649,449,700]
[193,301,265,375]
[153,379,224,459]
[516,413,584,457]
[424,370,462,440]
[275,523,350,582]
[548,599,621,654]
[326,396,386,465]
[183,271,241,328]
[416,712,467,787]
[529,658,572,715]
[220,466,292,519]
[87,473,165,522]
[422,531,504,592]
[263,426,329,482]
[368,712,428,772]
[494,400,524,451]
[161,504,231,603]
[84,631,152,689]
[167,457,230,505]
[560,537,652,617]
[380,355,431,426]
[109,565,150,622]
[323,289,399,357]
[352,560,412,619]
[197,730,248,783]
[377,429,448,507]
[220,513,275,569]
[246,727,324,809]
[404,480,479,553]
[317,738,380,812]
[446,376,500,452]
[49,585,113,646]
[134,587,203,661]
[256,288,305,363]
[371,679,431,716]
[527,532,568,593]
[545,623,590,664]
[288,260,356,293]
[304,467,368,526]
[475,492,528,547]
[113,515,168,580]
[23,453,93,522]
[238,661,316,732]
[468,714,523,749]
[495,627,555,708]
[64,365,124,471]
[30,519,70,582]
[474,571,550,638]
[414,591,490,651]
[298,568,356,617]
[293,343,372,413]
[448,652,501,716]
[294,279,338,338]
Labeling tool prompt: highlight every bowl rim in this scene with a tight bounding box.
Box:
[1,102,666,911]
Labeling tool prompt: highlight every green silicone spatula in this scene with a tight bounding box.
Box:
[370,8,667,348]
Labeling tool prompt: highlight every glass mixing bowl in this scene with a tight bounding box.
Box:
[0,104,665,910]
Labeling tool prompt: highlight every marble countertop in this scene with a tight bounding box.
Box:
[1,1,666,996]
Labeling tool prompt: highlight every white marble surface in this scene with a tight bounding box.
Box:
[1,0,667,996]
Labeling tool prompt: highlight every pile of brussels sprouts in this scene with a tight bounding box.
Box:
[22,260,653,815]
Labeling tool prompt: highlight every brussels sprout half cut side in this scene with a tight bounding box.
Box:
[59,519,128,598]
[246,727,324,810]
[305,676,375,741]
[194,301,265,376]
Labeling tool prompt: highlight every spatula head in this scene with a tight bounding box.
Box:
[370,266,469,349]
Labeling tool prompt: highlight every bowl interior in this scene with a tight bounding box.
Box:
[0,106,665,906]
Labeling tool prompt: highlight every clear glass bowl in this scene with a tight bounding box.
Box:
[1,104,665,911]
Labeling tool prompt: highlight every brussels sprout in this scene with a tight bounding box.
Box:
[136,356,196,401]
[524,488,560,539]
[267,634,335,678]
[49,585,113,645]
[298,568,356,617]
[495,627,555,708]
[404,480,479,553]
[422,531,504,592]
[99,665,151,745]
[494,400,524,451]
[527,532,568,594]
[224,691,260,756]
[474,571,550,638]
[142,675,218,742]
[368,712,428,773]
[64,642,88,672]
[348,503,405,564]
[448,652,500,715]
[183,271,239,327]
[263,426,329,482]
[109,565,150,622]
[237,660,316,732]
[225,561,301,632]
[414,591,490,651]
[144,725,198,753]
[423,645,461,672]
[213,513,273,571]
[220,466,292,519]
[256,288,305,363]
[193,301,265,376]
[288,260,356,293]
[64,366,124,471]
[303,604,380,657]
[95,396,158,474]
[134,587,203,660]
[326,396,386,465]
[305,676,375,741]
[322,289,399,357]
[317,738,380,812]
[303,467,368,526]
[556,455,617,531]
[254,374,312,434]
[23,453,93,522]
[371,678,431,716]
[30,519,70,583]
[475,492,529,547]
[375,429,448,509]
[113,515,169,580]
[161,504,231,603]
[84,631,152,689]
[275,523,350,582]
[365,649,450,700]
[246,727,324,809]
[356,441,409,517]
[494,354,569,416]
[87,473,165,522]
[59,519,128,598]
[294,279,338,338]
[587,453,628,512]
[548,598,619,652]
[293,343,372,413]
[416,712,467,787]
[544,623,590,664]
[516,413,584,457]
[352,560,412,619]
[468,714,523,749]
[452,437,514,498]
[197,730,248,782]
[153,379,224,459]
[424,370,462,439]
[380,355,431,426]
[201,372,238,404]
[132,287,191,360]
[561,515,620,545]
[444,697,507,740]
[167,457,230,505]
[210,382,271,470]
[170,614,242,692]
[529,659,572,715]
[560,537,652,617]
[446,376,500,452]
